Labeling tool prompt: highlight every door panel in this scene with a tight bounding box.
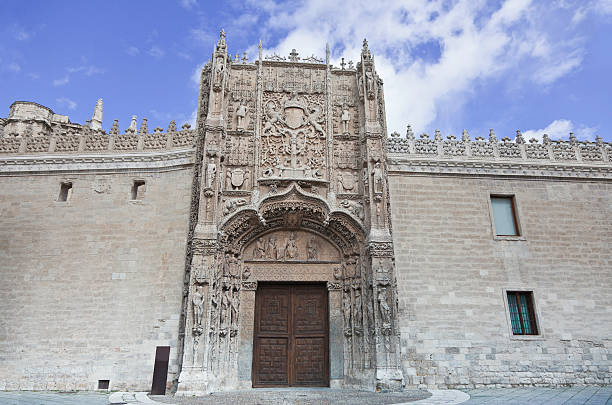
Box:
[253,284,329,387]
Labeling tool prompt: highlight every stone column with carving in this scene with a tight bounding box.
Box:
[177,29,231,395]
[357,39,404,391]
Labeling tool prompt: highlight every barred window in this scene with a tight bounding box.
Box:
[507,291,538,335]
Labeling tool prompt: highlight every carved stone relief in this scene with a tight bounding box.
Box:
[243,230,340,263]
[260,92,327,180]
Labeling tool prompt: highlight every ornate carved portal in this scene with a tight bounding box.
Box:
[176,31,403,395]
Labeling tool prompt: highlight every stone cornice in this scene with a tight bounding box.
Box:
[388,154,612,180]
[0,148,195,174]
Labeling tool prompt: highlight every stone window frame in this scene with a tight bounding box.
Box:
[55,179,74,205]
[501,287,545,341]
[129,178,147,203]
[486,192,526,241]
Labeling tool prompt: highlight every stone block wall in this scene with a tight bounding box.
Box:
[0,167,193,391]
[389,173,612,388]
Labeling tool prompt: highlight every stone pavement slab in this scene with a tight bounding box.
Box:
[152,388,432,404]
[0,391,108,405]
[461,386,612,405]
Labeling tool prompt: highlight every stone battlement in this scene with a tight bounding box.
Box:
[387,126,611,165]
[0,101,195,155]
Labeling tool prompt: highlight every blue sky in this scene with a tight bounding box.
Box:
[1,0,611,141]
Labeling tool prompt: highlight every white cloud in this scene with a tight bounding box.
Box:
[56,97,77,111]
[126,46,140,56]
[148,46,165,58]
[27,72,40,80]
[180,0,197,9]
[523,119,597,141]
[244,0,589,134]
[53,64,104,86]
[53,75,69,86]
[8,63,20,72]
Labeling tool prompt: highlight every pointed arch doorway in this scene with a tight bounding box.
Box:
[252,283,329,387]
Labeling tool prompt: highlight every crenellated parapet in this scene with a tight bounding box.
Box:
[0,102,196,155]
[387,126,610,163]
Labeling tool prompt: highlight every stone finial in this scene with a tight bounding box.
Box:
[258,40,263,61]
[182,123,191,130]
[543,134,550,144]
[462,129,470,142]
[348,60,354,69]
[390,131,400,138]
[168,120,177,133]
[326,43,330,65]
[242,52,248,64]
[154,127,163,133]
[406,124,415,140]
[515,130,525,144]
[127,115,137,133]
[529,138,539,143]
[447,134,457,140]
[110,119,119,135]
[90,98,103,131]
[596,134,603,146]
[234,53,240,62]
[340,57,346,70]
[288,49,300,62]
[216,29,227,52]
[138,118,148,135]
[569,132,577,144]
[489,129,497,143]
[434,129,442,141]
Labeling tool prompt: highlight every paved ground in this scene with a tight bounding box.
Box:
[1,387,612,405]
[461,386,612,405]
[0,391,108,405]
[152,388,432,404]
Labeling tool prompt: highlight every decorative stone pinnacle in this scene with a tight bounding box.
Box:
[289,49,300,62]
[340,57,346,70]
[242,52,248,64]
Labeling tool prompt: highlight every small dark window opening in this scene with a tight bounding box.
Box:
[507,291,538,335]
[58,182,72,202]
[98,379,110,390]
[131,180,146,200]
[491,195,520,236]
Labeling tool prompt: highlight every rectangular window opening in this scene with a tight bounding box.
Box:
[98,380,110,390]
[58,182,72,202]
[507,291,538,335]
[491,195,519,236]
[131,180,146,200]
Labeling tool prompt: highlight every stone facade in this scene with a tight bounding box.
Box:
[0,31,611,393]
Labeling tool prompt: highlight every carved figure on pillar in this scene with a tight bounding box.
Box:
[377,288,392,328]
[372,161,383,194]
[341,103,350,133]
[236,102,247,130]
[205,158,217,189]
[192,287,205,328]
[284,232,299,259]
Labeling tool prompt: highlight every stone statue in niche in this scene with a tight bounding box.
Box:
[377,287,392,328]
[205,158,217,189]
[284,232,299,260]
[230,291,239,328]
[365,70,374,99]
[307,237,318,261]
[372,161,383,194]
[214,59,225,87]
[253,237,266,259]
[341,103,350,133]
[353,287,363,329]
[343,287,352,331]
[220,289,231,329]
[266,236,279,260]
[192,287,204,328]
[236,102,247,130]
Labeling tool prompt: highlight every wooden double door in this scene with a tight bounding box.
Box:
[252,283,329,387]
